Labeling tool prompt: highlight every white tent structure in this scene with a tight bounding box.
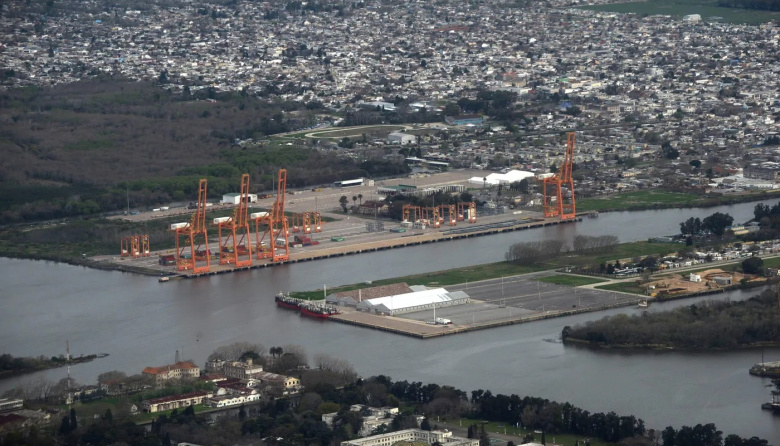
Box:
[356,288,470,315]
[468,170,535,187]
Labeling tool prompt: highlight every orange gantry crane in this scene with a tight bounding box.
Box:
[402,204,421,224]
[457,201,477,223]
[253,169,290,262]
[439,204,457,226]
[171,179,210,273]
[542,132,577,221]
[214,174,253,267]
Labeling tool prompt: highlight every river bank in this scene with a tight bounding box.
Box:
[0,353,109,380]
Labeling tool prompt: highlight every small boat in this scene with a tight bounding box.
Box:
[637,300,649,308]
[158,276,170,283]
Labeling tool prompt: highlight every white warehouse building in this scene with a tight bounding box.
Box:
[468,169,535,187]
[355,287,470,315]
[387,132,416,145]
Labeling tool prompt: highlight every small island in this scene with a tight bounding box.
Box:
[561,290,780,350]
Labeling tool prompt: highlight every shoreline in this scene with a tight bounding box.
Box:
[0,353,109,381]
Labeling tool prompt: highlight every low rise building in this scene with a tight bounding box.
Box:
[142,361,200,384]
[0,398,23,413]
[222,359,264,380]
[341,429,478,446]
[142,391,212,413]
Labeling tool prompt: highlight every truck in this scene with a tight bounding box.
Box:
[435,317,452,325]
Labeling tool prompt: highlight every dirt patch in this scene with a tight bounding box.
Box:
[646,268,752,296]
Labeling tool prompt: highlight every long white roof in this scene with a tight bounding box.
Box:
[361,288,456,311]
[468,170,535,186]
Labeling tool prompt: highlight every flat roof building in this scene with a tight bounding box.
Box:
[356,287,470,315]
[342,429,478,446]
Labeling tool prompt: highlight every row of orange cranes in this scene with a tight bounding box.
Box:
[541,132,577,221]
[120,234,150,258]
[170,169,291,273]
[402,202,477,228]
[290,212,323,234]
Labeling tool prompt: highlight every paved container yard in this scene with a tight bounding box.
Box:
[327,275,642,338]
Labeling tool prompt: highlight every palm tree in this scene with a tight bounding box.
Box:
[358,194,363,205]
[270,346,284,358]
[352,196,357,207]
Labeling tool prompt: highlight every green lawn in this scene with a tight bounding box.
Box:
[578,0,780,24]
[576,191,701,212]
[538,275,608,287]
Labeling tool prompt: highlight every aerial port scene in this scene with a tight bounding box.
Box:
[3,0,780,443]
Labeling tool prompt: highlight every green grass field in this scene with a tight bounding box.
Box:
[576,190,701,212]
[538,275,608,286]
[578,0,780,24]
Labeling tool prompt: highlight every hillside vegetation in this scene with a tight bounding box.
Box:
[562,290,780,349]
[0,78,406,223]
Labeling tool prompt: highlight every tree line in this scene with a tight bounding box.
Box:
[562,290,780,349]
[505,235,619,266]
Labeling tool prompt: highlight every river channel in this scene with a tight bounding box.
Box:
[2,201,780,441]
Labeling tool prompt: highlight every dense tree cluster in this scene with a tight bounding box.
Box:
[468,390,645,442]
[571,235,619,254]
[0,79,410,223]
[660,423,768,446]
[505,240,565,265]
[679,212,734,237]
[563,290,780,349]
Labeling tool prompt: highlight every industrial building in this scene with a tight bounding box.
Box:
[468,169,536,187]
[387,132,416,145]
[355,287,470,315]
[341,429,478,446]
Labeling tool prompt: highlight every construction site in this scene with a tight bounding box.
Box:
[99,133,583,279]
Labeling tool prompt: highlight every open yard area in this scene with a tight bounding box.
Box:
[578,0,780,24]
[537,275,608,287]
[576,190,702,212]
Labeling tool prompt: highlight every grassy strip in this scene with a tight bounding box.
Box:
[537,275,608,286]
[292,241,677,299]
[576,191,702,212]
[576,190,780,213]
[595,281,646,295]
